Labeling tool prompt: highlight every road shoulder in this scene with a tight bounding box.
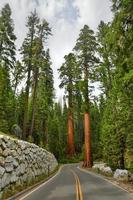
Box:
[77,165,133,196]
[7,165,62,200]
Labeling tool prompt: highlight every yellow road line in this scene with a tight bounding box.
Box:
[76,175,83,200]
[75,174,79,200]
[70,169,83,200]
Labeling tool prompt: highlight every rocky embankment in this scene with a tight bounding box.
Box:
[92,163,132,182]
[92,163,133,193]
[0,135,58,199]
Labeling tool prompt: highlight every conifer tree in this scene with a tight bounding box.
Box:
[0,4,16,69]
[21,11,39,137]
[35,49,54,145]
[0,4,16,133]
[30,20,51,136]
[59,53,78,157]
[74,25,98,167]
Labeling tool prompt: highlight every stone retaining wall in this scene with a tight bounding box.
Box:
[0,135,58,198]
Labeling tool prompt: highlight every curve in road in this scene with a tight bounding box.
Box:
[17,164,133,200]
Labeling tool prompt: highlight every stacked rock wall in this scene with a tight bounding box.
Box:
[0,135,58,198]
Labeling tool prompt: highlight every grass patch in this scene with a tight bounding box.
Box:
[0,131,17,140]
[59,154,83,164]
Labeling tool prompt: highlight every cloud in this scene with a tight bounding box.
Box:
[0,0,113,99]
[73,0,112,30]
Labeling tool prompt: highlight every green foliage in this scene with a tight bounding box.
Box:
[74,25,98,112]
[99,0,133,169]
[48,102,67,160]
[0,4,16,69]
[60,153,83,164]
[0,2,132,168]
[90,101,101,160]
[0,64,15,133]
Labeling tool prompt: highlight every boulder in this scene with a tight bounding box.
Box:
[5,163,13,172]
[92,163,113,176]
[0,156,5,166]
[1,172,11,188]
[13,158,19,168]
[5,156,14,163]
[11,124,22,139]
[114,169,129,182]
[3,149,10,157]
[102,167,113,175]
[0,147,3,155]
[10,172,18,183]
[92,163,106,170]
[0,166,5,177]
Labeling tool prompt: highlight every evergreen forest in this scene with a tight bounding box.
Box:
[0,1,133,170]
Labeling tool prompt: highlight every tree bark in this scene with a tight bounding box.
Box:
[30,67,39,136]
[22,67,31,138]
[83,64,92,167]
[83,112,92,167]
[67,110,75,157]
[22,32,34,138]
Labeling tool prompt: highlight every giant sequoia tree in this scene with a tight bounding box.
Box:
[59,53,78,157]
[74,25,98,167]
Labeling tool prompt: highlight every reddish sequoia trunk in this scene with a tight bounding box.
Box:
[67,111,75,157]
[83,112,92,167]
[82,63,93,167]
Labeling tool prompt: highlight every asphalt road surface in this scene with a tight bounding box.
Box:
[18,164,133,200]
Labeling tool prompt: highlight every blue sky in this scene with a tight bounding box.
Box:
[0,0,112,99]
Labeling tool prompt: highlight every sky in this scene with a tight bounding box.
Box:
[0,0,113,100]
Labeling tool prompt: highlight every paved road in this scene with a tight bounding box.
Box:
[18,164,133,200]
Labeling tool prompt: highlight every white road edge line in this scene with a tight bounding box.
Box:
[77,166,133,196]
[19,166,63,200]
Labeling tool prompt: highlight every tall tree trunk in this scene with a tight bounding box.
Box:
[67,110,75,157]
[67,87,75,157]
[30,67,38,136]
[83,64,92,167]
[22,32,34,138]
[22,67,31,138]
[83,112,92,167]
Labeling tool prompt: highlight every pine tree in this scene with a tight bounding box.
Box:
[0,4,16,69]
[21,11,39,138]
[0,4,16,133]
[30,19,51,136]
[35,49,54,145]
[12,61,24,95]
[48,101,67,160]
[96,21,114,97]
[99,0,133,169]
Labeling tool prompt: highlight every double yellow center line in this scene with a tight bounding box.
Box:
[70,169,83,200]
